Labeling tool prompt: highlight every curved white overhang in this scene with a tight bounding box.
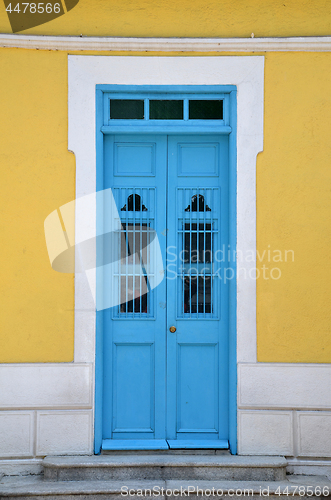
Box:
[1,34,331,52]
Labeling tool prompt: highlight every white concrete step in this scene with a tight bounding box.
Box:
[43,455,287,482]
[0,475,330,499]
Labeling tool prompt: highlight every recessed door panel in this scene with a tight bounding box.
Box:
[178,142,219,176]
[112,343,154,433]
[177,343,218,433]
[114,142,156,176]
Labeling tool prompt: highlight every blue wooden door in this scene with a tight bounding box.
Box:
[166,135,229,448]
[102,133,229,450]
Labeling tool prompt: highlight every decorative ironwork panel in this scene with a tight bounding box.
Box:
[112,187,156,319]
[176,187,220,319]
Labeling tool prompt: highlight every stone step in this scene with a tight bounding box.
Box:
[0,476,330,500]
[43,455,287,482]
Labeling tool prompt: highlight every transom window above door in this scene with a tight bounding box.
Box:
[109,98,223,121]
[99,89,232,128]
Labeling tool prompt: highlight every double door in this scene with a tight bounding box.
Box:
[102,133,229,449]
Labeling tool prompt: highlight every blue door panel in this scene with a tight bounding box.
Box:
[178,142,220,176]
[114,142,156,177]
[177,344,218,432]
[103,134,167,445]
[112,343,154,433]
[167,135,229,447]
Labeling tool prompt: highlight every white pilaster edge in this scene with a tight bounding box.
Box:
[296,411,331,458]
[69,55,264,366]
[36,410,93,455]
[238,363,331,409]
[238,409,294,456]
[0,364,93,409]
[1,34,331,52]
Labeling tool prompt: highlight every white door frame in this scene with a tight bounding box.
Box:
[68,54,264,451]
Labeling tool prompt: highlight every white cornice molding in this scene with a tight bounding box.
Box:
[1,34,331,52]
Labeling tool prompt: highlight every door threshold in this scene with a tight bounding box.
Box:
[102,439,169,451]
[167,440,229,449]
[102,439,229,451]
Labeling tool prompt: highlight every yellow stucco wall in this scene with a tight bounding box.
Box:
[0,2,330,363]
[0,49,75,362]
[257,52,331,363]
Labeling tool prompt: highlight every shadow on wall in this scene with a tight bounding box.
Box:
[3,0,79,33]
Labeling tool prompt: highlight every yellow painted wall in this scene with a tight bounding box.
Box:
[0,0,331,37]
[0,2,330,363]
[257,52,331,363]
[0,48,75,362]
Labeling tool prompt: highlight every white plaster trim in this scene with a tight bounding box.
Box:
[68,56,264,385]
[296,411,331,458]
[0,411,35,458]
[0,364,93,409]
[1,34,331,52]
[238,410,294,456]
[238,363,331,410]
[36,410,93,456]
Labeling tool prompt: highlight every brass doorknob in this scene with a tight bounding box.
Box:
[169,326,176,333]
